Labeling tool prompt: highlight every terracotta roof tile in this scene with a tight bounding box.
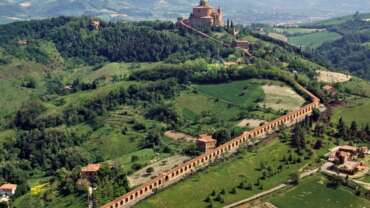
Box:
[0,183,17,190]
[198,134,216,143]
[81,164,101,173]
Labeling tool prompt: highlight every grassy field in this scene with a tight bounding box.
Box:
[175,80,307,135]
[274,28,324,35]
[332,97,370,127]
[135,138,323,208]
[193,80,265,109]
[268,33,288,42]
[269,175,370,208]
[288,31,342,49]
[14,192,86,208]
[260,84,305,111]
[0,60,46,123]
[340,77,370,98]
[174,80,278,134]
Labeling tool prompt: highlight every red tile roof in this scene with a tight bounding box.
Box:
[0,183,17,191]
[81,164,101,173]
[198,134,216,143]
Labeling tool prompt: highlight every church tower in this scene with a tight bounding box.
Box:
[186,0,224,29]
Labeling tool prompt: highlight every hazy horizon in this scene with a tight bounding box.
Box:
[1,0,370,24]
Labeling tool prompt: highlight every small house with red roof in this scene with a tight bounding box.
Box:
[196,134,217,153]
[81,163,101,180]
[0,184,17,197]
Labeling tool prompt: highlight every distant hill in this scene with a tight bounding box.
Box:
[307,13,370,80]
[1,0,370,25]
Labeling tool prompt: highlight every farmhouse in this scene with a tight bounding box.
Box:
[81,163,101,180]
[182,0,224,28]
[0,184,17,197]
[326,145,369,175]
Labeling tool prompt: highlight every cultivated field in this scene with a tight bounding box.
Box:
[273,28,325,35]
[164,130,197,142]
[259,85,305,111]
[267,33,288,42]
[316,70,351,83]
[288,31,342,49]
[268,175,370,208]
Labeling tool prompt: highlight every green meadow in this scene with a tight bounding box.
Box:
[269,175,370,208]
[332,97,370,127]
[288,31,342,49]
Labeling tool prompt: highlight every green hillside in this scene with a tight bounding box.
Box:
[1,16,370,208]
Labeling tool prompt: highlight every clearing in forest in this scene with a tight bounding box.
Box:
[316,70,351,83]
[259,85,305,111]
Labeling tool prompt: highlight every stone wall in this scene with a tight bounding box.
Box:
[101,82,320,208]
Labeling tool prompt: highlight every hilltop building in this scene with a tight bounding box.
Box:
[182,0,224,28]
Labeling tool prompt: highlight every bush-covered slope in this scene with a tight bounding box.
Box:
[311,13,370,80]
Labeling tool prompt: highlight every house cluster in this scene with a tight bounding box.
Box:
[327,145,369,175]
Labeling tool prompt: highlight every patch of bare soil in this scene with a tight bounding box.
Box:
[316,70,351,83]
[237,119,266,128]
[127,155,191,188]
[259,85,305,111]
[164,130,197,142]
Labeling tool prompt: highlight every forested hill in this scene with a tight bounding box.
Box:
[310,13,370,80]
[2,14,370,208]
[0,16,232,65]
